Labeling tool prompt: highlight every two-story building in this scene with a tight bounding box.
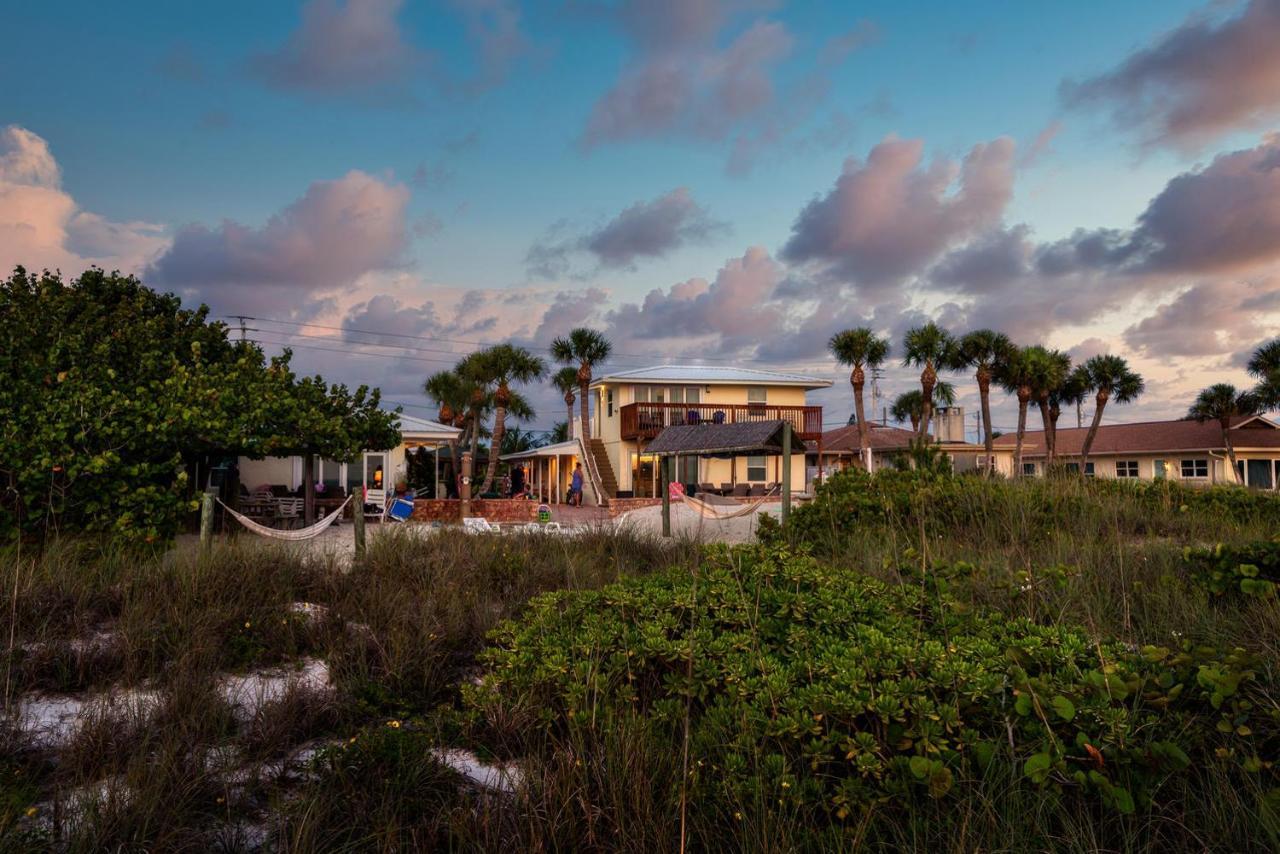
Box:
[585,366,830,498]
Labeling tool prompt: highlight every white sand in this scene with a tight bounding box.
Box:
[218,657,333,722]
[613,501,781,544]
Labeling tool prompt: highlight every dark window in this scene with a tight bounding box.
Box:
[1180,459,1208,478]
[747,455,767,481]
[1116,460,1139,478]
[1021,462,1037,476]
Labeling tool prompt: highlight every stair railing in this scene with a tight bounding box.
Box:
[575,435,609,507]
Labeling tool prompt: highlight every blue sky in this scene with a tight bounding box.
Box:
[4,0,1280,432]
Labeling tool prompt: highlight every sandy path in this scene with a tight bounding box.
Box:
[613,502,778,544]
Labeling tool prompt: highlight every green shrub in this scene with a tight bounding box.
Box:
[1186,541,1280,599]
[469,544,1279,836]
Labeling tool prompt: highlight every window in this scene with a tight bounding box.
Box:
[1021,462,1037,476]
[1116,460,1139,479]
[746,455,767,482]
[746,387,767,404]
[633,385,648,403]
[685,386,701,404]
[607,389,614,417]
[1065,462,1097,477]
[1180,459,1208,478]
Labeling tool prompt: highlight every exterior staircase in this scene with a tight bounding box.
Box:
[586,438,619,501]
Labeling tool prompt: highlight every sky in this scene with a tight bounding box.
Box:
[3,0,1280,438]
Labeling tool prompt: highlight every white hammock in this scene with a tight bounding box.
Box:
[681,492,773,521]
[217,496,352,541]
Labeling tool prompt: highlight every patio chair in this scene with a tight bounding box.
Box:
[387,495,415,523]
[698,482,718,496]
[463,517,500,534]
[686,409,701,425]
[712,410,726,424]
[731,483,750,498]
[747,484,765,497]
[719,482,733,494]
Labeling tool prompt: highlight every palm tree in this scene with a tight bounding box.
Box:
[424,369,468,493]
[549,421,569,444]
[1247,339,1280,411]
[469,344,546,494]
[955,330,1014,474]
[1077,355,1144,469]
[551,366,579,440]
[996,347,1038,476]
[1188,384,1260,484]
[1047,363,1089,466]
[455,353,494,460]
[902,322,957,440]
[500,425,548,456]
[890,383,956,433]
[829,328,890,471]
[550,328,612,441]
[1024,346,1071,465]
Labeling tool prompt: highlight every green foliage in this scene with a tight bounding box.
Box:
[0,268,399,543]
[469,545,1278,830]
[1185,541,1280,599]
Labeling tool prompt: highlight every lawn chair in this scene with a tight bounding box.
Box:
[747,484,765,497]
[463,517,498,534]
[731,483,750,498]
[697,482,718,496]
[387,495,415,523]
[719,482,733,494]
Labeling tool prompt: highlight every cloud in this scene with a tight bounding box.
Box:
[1124,277,1280,358]
[146,170,410,317]
[781,136,1016,295]
[448,0,534,92]
[818,20,881,66]
[1020,120,1062,168]
[250,0,423,95]
[527,187,726,277]
[1062,0,1280,149]
[0,125,167,275]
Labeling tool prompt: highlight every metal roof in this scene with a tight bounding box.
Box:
[590,365,832,389]
[500,440,580,461]
[644,420,794,456]
[392,412,461,439]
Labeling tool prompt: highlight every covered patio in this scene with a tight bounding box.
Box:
[499,440,581,504]
[644,420,798,535]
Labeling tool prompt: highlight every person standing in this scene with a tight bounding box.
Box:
[570,463,584,506]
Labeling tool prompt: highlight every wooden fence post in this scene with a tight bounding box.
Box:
[460,451,473,521]
[199,491,214,552]
[352,488,366,560]
[661,454,671,538]
[781,421,792,524]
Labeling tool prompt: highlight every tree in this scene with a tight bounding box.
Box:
[996,347,1037,476]
[455,353,494,460]
[1077,355,1144,469]
[902,322,957,440]
[1247,339,1280,411]
[500,425,548,456]
[955,330,1014,475]
[1188,384,1260,484]
[466,344,546,494]
[549,421,569,444]
[550,328,612,441]
[828,328,889,471]
[1023,346,1071,465]
[0,267,399,542]
[424,369,469,496]
[1046,362,1089,467]
[551,366,579,441]
[890,383,956,433]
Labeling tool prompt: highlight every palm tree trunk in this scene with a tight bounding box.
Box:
[481,404,506,494]
[919,365,936,440]
[1080,391,1107,470]
[565,394,576,441]
[978,375,994,477]
[1222,418,1241,484]
[1014,396,1029,475]
[1037,398,1054,465]
[579,380,591,441]
[853,374,870,472]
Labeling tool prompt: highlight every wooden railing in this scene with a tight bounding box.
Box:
[619,402,822,441]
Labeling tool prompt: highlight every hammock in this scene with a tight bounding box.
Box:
[217,496,352,541]
[681,491,774,521]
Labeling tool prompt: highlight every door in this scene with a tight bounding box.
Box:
[1153,459,1168,480]
[1246,459,1273,489]
[364,452,387,505]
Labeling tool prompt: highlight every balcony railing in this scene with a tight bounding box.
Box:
[619,402,823,441]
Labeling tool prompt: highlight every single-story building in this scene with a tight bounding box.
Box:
[810,406,988,475]
[238,412,461,505]
[499,440,582,504]
[988,415,1280,487]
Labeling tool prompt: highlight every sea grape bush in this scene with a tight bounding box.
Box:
[1184,541,1280,599]
[468,545,1278,828]
[761,468,1280,549]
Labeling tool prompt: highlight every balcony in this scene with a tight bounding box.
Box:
[620,402,823,442]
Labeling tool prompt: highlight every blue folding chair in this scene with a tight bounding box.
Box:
[387,495,415,523]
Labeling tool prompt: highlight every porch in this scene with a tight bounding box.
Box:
[619,402,822,441]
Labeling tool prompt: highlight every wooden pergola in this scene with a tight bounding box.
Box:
[644,419,795,536]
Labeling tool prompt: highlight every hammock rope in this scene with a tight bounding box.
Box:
[681,493,772,520]
[217,496,352,541]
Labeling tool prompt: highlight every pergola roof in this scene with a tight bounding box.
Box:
[644,420,793,457]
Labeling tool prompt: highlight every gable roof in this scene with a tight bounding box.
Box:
[393,412,461,440]
[590,365,831,389]
[813,423,986,454]
[644,420,794,456]
[991,417,1280,457]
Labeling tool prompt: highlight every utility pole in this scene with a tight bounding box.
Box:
[230,315,250,342]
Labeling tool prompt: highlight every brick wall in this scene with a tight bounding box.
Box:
[410,499,539,523]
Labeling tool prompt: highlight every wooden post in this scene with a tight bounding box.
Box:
[460,451,473,520]
[781,421,792,524]
[303,453,316,525]
[199,491,214,552]
[352,488,366,559]
[661,454,671,537]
